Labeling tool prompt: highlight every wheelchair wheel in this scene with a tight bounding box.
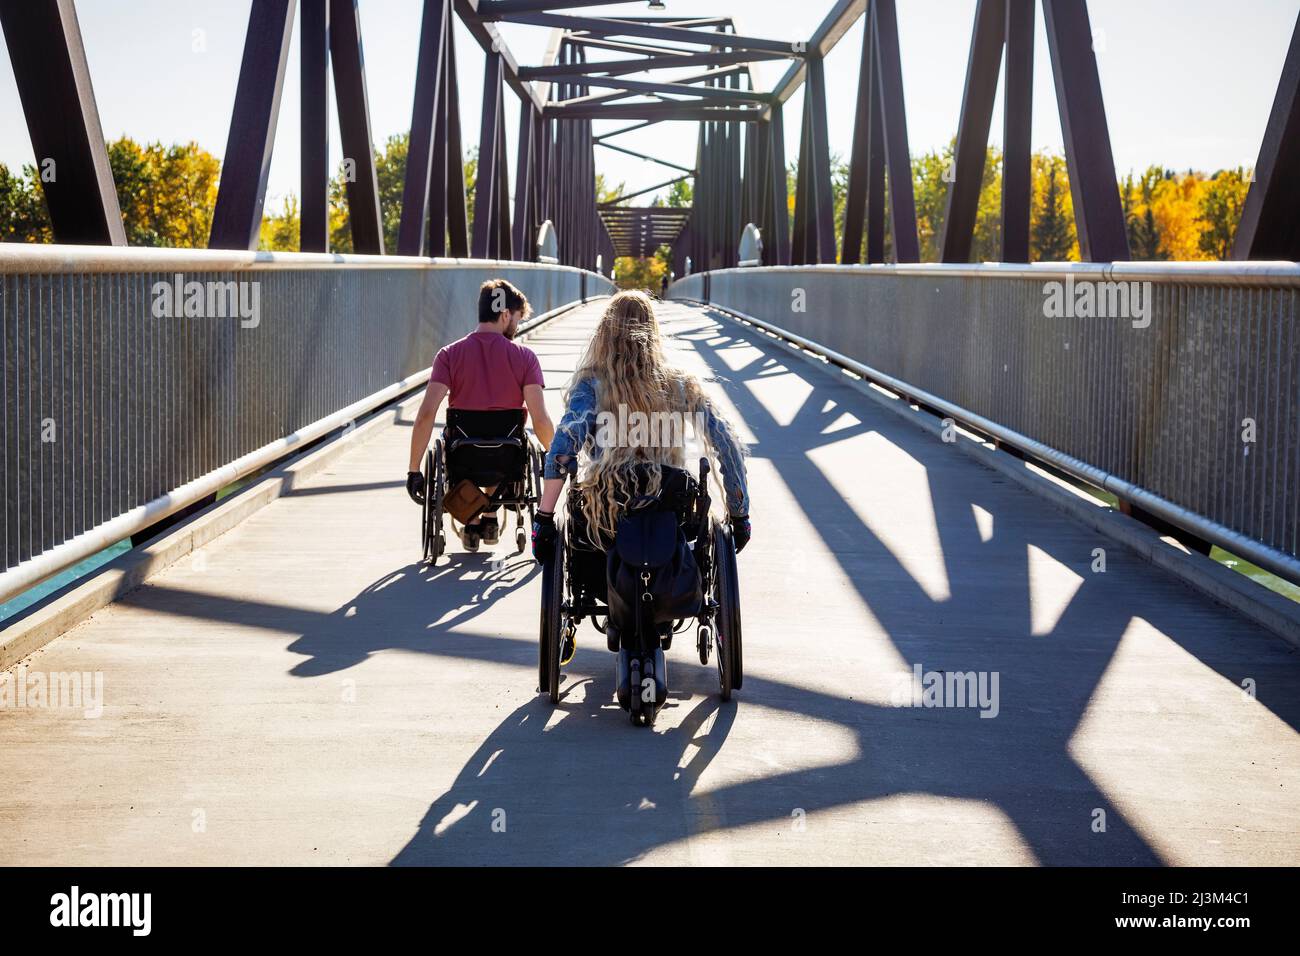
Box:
[538,533,565,703]
[527,442,543,523]
[420,448,438,561]
[518,442,543,553]
[712,520,744,699]
[422,441,447,562]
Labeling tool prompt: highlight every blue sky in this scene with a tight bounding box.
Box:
[0,0,1295,214]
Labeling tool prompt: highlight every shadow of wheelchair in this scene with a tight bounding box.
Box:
[391,674,738,866]
[285,552,540,678]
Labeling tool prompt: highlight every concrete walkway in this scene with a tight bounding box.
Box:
[1,300,1297,866]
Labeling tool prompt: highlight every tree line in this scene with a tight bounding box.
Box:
[0,134,1251,266]
[815,141,1250,263]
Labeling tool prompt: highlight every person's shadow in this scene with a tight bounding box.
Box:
[286,552,540,678]
[391,661,738,866]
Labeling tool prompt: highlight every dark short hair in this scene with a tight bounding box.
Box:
[478,278,530,324]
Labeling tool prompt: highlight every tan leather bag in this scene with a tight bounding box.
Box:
[444,479,490,524]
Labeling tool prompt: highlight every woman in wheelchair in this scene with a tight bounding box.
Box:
[531,290,751,724]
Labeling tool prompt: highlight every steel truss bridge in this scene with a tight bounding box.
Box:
[0,1,1298,867]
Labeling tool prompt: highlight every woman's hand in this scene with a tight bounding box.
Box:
[532,511,557,562]
[730,513,751,553]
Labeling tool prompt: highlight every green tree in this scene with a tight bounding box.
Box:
[613,249,668,291]
[375,132,409,252]
[596,172,625,206]
[462,147,477,243]
[1127,167,1166,260]
[1031,155,1074,261]
[153,141,220,247]
[970,148,1003,261]
[1197,167,1250,260]
[0,163,52,242]
[1121,172,1138,252]
[1132,206,1164,260]
[107,139,159,245]
[911,144,953,262]
[664,177,692,207]
[259,194,300,251]
[104,138,220,247]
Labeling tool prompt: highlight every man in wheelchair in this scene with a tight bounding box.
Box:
[405,279,555,552]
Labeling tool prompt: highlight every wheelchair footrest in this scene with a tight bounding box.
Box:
[616,649,668,713]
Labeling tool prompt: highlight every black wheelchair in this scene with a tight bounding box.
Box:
[421,408,545,561]
[538,459,744,727]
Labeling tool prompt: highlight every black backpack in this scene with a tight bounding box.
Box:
[606,495,703,650]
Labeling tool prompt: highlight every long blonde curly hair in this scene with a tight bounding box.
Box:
[561,290,740,547]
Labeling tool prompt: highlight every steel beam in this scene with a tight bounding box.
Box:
[209,0,296,250]
[596,140,695,175]
[865,60,885,264]
[512,104,536,259]
[0,0,125,245]
[494,95,512,259]
[472,50,507,258]
[594,121,657,141]
[545,73,769,104]
[329,0,384,254]
[454,1,544,111]
[300,0,330,252]
[841,12,872,265]
[601,176,692,207]
[765,0,866,118]
[768,102,790,265]
[545,103,764,121]
[791,99,810,264]
[560,34,693,57]
[479,0,640,14]
[443,23,470,257]
[873,0,919,262]
[520,49,789,79]
[398,0,450,255]
[807,56,835,262]
[1042,0,1128,261]
[940,0,1005,263]
[1233,10,1300,259]
[1002,0,1034,262]
[495,12,804,56]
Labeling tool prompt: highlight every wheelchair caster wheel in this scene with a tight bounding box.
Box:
[559,620,576,667]
[516,528,526,552]
[697,624,712,666]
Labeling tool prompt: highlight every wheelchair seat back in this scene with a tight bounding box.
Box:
[445,407,527,487]
[566,462,703,553]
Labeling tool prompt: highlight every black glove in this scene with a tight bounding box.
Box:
[730,513,751,553]
[405,471,426,505]
[532,511,557,562]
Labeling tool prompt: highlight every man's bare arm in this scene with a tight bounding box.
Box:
[523,384,554,449]
[408,381,449,471]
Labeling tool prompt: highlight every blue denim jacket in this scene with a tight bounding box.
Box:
[543,376,750,516]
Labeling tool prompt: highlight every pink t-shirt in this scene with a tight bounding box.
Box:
[430,330,545,410]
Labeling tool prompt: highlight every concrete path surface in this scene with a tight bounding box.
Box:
[1,300,1297,866]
